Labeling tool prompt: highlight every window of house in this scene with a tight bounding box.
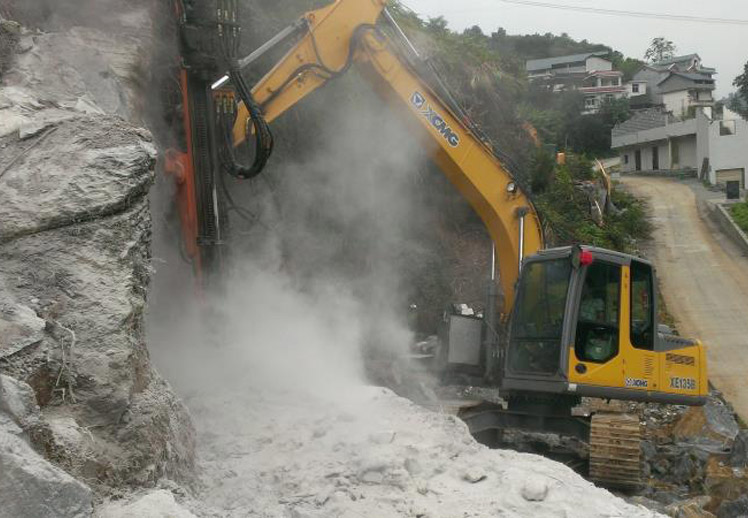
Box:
[630,261,654,351]
[624,154,629,164]
[585,97,596,108]
[720,120,737,136]
[672,141,680,166]
[575,262,621,364]
[632,83,640,93]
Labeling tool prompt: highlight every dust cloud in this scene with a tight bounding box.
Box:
[147,71,439,405]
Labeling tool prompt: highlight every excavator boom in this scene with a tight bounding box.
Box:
[230,0,544,315]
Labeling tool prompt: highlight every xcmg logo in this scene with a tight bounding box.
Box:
[410,92,460,148]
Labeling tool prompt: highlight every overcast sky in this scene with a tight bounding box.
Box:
[400,0,748,98]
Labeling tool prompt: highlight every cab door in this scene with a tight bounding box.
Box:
[621,261,660,392]
[568,260,625,388]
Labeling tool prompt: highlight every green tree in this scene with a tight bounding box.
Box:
[425,16,449,34]
[644,37,676,63]
[732,62,748,117]
[610,52,644,81]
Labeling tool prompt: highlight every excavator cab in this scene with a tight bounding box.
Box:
[502,246,708,406]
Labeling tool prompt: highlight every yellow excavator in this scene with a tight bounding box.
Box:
[167,0,708,487]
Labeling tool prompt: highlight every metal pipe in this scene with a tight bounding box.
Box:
[212,19,309,90]
[383,7,420,58]
[485,242,499,380]
[490,243,497,281]
[518,213,526,274]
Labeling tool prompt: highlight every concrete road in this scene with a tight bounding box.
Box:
[621,176,748,418]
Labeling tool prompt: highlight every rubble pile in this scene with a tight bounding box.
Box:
[626,391,748,518]
[175,386,664,518]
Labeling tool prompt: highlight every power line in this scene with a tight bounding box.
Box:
[493,0,748,25]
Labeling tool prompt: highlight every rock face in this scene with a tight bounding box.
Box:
[0,10,194,495]
[0,376,93,518]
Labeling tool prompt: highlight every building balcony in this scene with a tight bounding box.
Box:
[579,85,627,94]
[688,97,714,107]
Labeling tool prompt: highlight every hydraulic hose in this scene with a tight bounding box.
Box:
[216,0,274,180]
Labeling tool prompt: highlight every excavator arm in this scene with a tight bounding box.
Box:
[228,0,544,315]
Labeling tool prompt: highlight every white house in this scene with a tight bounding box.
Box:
[628,54,716,115]
[526,52,626,113]
[580,70,627,114]
[526,51,613,83]
[612,108,748,187]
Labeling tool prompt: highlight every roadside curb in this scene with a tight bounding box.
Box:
[704,199,748,255]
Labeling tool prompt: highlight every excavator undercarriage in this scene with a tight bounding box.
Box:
[451,393,643,489]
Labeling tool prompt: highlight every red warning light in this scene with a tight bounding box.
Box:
[579,250,595,266]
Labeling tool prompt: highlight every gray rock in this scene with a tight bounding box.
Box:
[0,104,193,488]
[520,476,549,502]
[652,489,684,506]
[642,440,657,461]
[625,495,669,515]
[0,293,46,359]
[95,490,197,518]
[0,414,93,518]
[731,431,748,468]
[0,375,39,428]
[704,401,739,444]
[717,495,748,518]
[672,453,697,485]
[0,116,155,244]
[666,496,716,518]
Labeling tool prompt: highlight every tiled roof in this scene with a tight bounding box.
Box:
[651,53,699,67]
[526,51,609,72]
[657,72,715,85]
[611,109,676,138]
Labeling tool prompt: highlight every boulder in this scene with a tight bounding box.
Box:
[0,412,93,518]
[0,296,46,359]
[673,402,739,448]
[0,116,155,244]
[717,495,748,518]
[0,375,40,428]
[705,457,748,502]
[665,496,715,518]
[730,431,748,468]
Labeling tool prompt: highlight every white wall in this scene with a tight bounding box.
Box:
[663,90,691,117]
[619,142,669,172]
[671,135,697,169]
[586,57,612,73]
[696,110,711,180]
[628,82,647,96]
[708,117,748,185]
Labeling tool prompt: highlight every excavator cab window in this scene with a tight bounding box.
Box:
[575,261,621,363]
[630,261,655,350]
[508,259,572,375]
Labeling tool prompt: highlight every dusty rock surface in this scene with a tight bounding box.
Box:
[96,490,197,518]
[0,5,194,504]
[0,375,93,518]
[180,384,664,518]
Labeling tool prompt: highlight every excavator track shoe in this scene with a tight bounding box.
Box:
[588,413,642,490]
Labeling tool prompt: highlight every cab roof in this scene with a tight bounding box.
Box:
[528,246,653,267]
